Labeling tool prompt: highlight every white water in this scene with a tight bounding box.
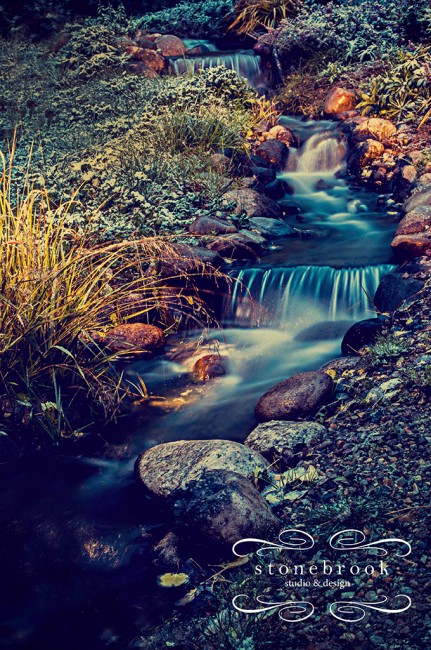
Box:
[170,50,264,88]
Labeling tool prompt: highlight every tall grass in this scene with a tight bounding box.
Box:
[0,143,221,441]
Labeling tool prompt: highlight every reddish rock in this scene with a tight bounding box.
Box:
[125,46,165,73]
[207,234,262,260]
[395,206,431,236]
[89,323,165,357]
[255,371,334,422]
[353,118,397,143]
[352,139,385,167]
[193,354,227,381]
[189,216,237,236]
[255,140,289,170]
[155,34,186,57]
[267,125,296,146]
[391,233,431,261]
[323,87,357,116]
[127,62,159,78]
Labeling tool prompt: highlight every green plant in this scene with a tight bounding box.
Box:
[357,45,431,125]
[229,0,301,35]
[366,334,410,367]
[137,0,233,38]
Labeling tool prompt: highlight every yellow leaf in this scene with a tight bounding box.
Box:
[176,588,198,606]
[157,572,188,588]
[325,369,337,379]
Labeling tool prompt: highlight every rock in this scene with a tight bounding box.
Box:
[320,356,362,376]
[419,173,431,186]
[193,354,227,381]
[353,118,397,143]
[395,206,431,236]
[238,229,267,245]
[255,140,289,170]
[341,318,387,355]
[255,371,333,423]
[247,166,276,184]
[351,140,385,167]
[245,420,326,458]
[401,165,417,185]
[295,320,354,342]
[374,270,425,313]
[323,87,357,116]
[222,188,282,219]
[188,216,237,236]
[404,187,431,213]
[210,153,231,172]
[267,125,296,146]
[136,439,269,498]
[155,35,186,57]
[263,179,289,200]
[207,233,262,260]
[126,47,165,73]
[391,233,431,261]
[153,532,181,569]
[157,243,222,278]
[169,470,278,547]
[127,62,159,78]
[135,36,157,50]
[248,217,295,239]
[88,323,165,357]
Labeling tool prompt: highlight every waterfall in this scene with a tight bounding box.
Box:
[170,51,263,88]
[295,132,347,174]
[227,264,396,327]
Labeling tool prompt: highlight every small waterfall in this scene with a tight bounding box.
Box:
[170,51,263,88]
[295,132,347,173]
[227,264,396,327]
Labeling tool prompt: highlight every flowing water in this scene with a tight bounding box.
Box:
[169,40,265,88]
[0,117,398,649]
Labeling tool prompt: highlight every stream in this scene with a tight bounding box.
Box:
[1,73,398,648]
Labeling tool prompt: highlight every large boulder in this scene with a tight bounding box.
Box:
[223,188,282,219]
[155,34,186,57]
[255,140,289,170]
[188,216,237,236]
[341,317,387,355]
[395,206,431,236]
[255,371,334,423]
[156,243,222,278]
[374,270,424,313]
[267,125,296,146]
[88,323,165,357]
[323,87,357,116]
[245,420,326,458]
[169,470,278,547]
[320,356,362,377]
[350,140,385,167]
[391,233,431,261]
[353,118,397,143]
[126,47,165,73]
[136,439,268,498]
[248,217,296,239]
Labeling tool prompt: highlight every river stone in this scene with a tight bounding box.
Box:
[248,166,276,184]
[255,371,334,423]
[267,124,296,146]
[223,188,282,219]
[155,34,186,57]
[193,354,227,381]
[207,233,263,259]
[351,140,385,167]
[353,118,397,142]
[374,269,425,313]
[404,186,431,212]
[89,323,165,356]
[255,140,289,170]
[169,470,278,547]
[341,317,387,355]
[157,243,222,277]
[395,206,431,236]
[153,532,181,569]
[391,233,431,261]
[126,47,165,73]
[188,216,237,236]
[320,356,362,376]
[323,87,356,116]
[136,440,268,498]
[248,217,295,238]
[245,420,326,458]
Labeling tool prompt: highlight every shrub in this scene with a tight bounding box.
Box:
[230,0,302,35]
[137,0,234,38]
[357,45,431,125]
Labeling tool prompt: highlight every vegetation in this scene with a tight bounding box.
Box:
[137,0,234,38]
[229,0,301,36]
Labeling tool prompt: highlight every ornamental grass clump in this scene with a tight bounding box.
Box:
[0,144,221,441]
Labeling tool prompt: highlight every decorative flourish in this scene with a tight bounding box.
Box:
[329,595,412,622]
[329,529,412,557]
[232,594,314,622]
[232,529,315,557]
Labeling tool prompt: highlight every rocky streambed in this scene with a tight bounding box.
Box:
[2,84,431,649]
